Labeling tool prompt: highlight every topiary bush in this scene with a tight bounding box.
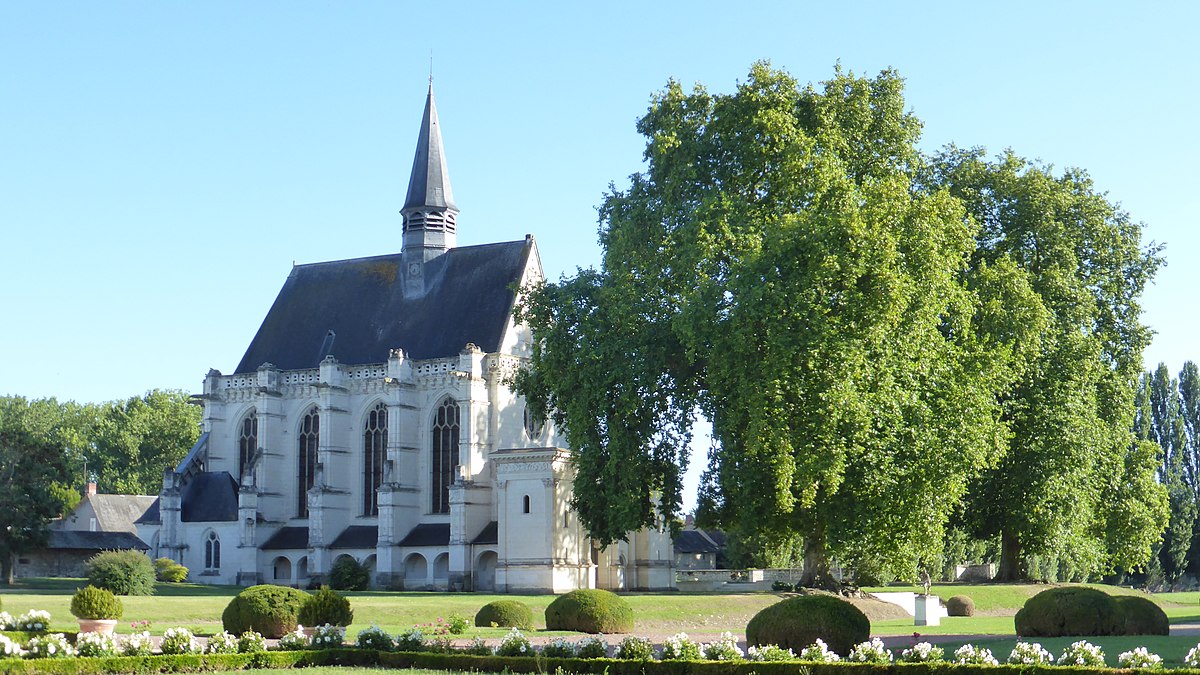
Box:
[298,587,353,627]
[544,589,633,634]
[222,584,309,638]
[745,593,869,656]
[84,550,156,596]
[1114,595,1169,635]
[329,557,370,591]
[1014,586,1122,637]
[154,557,189,583]
[946,595,975,617]
[475,599,534,630]
[69,585,124,620]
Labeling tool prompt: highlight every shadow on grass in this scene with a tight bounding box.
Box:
[0,577,240,597]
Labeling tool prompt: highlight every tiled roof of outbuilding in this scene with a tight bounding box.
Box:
[673,529,722,554]
[48,530,148,551]
[234,240,531,373]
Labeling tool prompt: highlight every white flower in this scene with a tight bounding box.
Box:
[1119,647,1163,669]
[848,638,892,664]
[954,643,999,666]
[900,641,944,663]
[1009,641,1054,665]
[1057,640,1106,667]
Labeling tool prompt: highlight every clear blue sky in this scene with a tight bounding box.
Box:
[2,3,1196,506]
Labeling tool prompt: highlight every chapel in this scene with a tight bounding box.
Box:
[135,86,675,592]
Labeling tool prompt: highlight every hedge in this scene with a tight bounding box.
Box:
[0,648,1164,675]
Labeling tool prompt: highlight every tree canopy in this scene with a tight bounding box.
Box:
[516,62,1164,584]
[0,390,200,583]
[0,397,75,584]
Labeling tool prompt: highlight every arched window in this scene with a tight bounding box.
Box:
[522,495,531,514]
[431,397,459,514]
[363,402,388,516]
[238,409,258,482]
[297,408,319,518]
[204,531,221,571]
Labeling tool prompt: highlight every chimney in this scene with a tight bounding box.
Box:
[85,482,97,496]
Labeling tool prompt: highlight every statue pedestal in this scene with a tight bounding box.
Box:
[915,594,941,626]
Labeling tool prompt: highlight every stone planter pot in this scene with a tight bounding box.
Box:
[77,619,119,634]
[914,594,941,626]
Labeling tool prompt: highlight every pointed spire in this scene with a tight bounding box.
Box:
[402,84,457,225]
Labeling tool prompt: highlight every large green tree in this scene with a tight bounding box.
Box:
[0,397,76,584]
[932,149,1166,580]
[518,63,1043,585]
[88,390,201,495]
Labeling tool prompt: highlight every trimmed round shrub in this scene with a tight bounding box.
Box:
[222,584,309,638]
[70,585,124,620]
[544,589,633,634]
[1114,595,1169,635]
[329,557,370,591]
[475,599,534,630]
[946,595,975,617]
[154,557,189,583]
[84,550,156,596]
[298,587,353,627]
[1014,586,1122,637]
[746,593,870,656]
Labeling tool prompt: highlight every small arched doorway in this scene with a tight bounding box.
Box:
[433,552,449,589]
[474,550,498,591]
[404,553,428,589]
[273,556,292,583]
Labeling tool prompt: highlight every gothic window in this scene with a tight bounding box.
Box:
[204,531,221,572]
[238,409,258,482]
[430,397,459,514]
[362,402,388,516]
[523,405,544,439]
[297,408,319,518]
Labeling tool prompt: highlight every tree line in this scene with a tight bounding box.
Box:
[1133,362,1200,588]
[0,390,200,583]
[515,62,1166,586]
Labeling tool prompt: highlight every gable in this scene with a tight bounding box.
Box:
[235,240,531,373]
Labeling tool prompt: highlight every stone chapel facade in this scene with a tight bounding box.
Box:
[135,86,675,593]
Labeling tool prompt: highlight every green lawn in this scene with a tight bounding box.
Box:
[934,636,1200,668]
[0,579,778,637]
[3,577,1199,651]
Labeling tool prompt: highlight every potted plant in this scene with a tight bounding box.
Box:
[297,586,353,636]
[70,585,124,634]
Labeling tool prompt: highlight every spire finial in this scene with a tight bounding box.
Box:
[429,50,433,86]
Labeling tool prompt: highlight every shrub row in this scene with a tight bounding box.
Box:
[0,649,1143,675]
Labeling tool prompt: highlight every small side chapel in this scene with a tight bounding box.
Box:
[136,86,675,593]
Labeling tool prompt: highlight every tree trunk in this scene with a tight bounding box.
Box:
[1,552,13,586]
[799,524,839,590]
[996,529,1024,581]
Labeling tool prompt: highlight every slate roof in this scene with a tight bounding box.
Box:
[261,527,309,550]
[329,525,378,549]
[234,240,531,373]
[471,521,498,545]
[181,472,239,522]
[135,498,161,524]
[673,529,722,554]
[48,530,148,551]
[88,495,158,532]
[397,523,450,547]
